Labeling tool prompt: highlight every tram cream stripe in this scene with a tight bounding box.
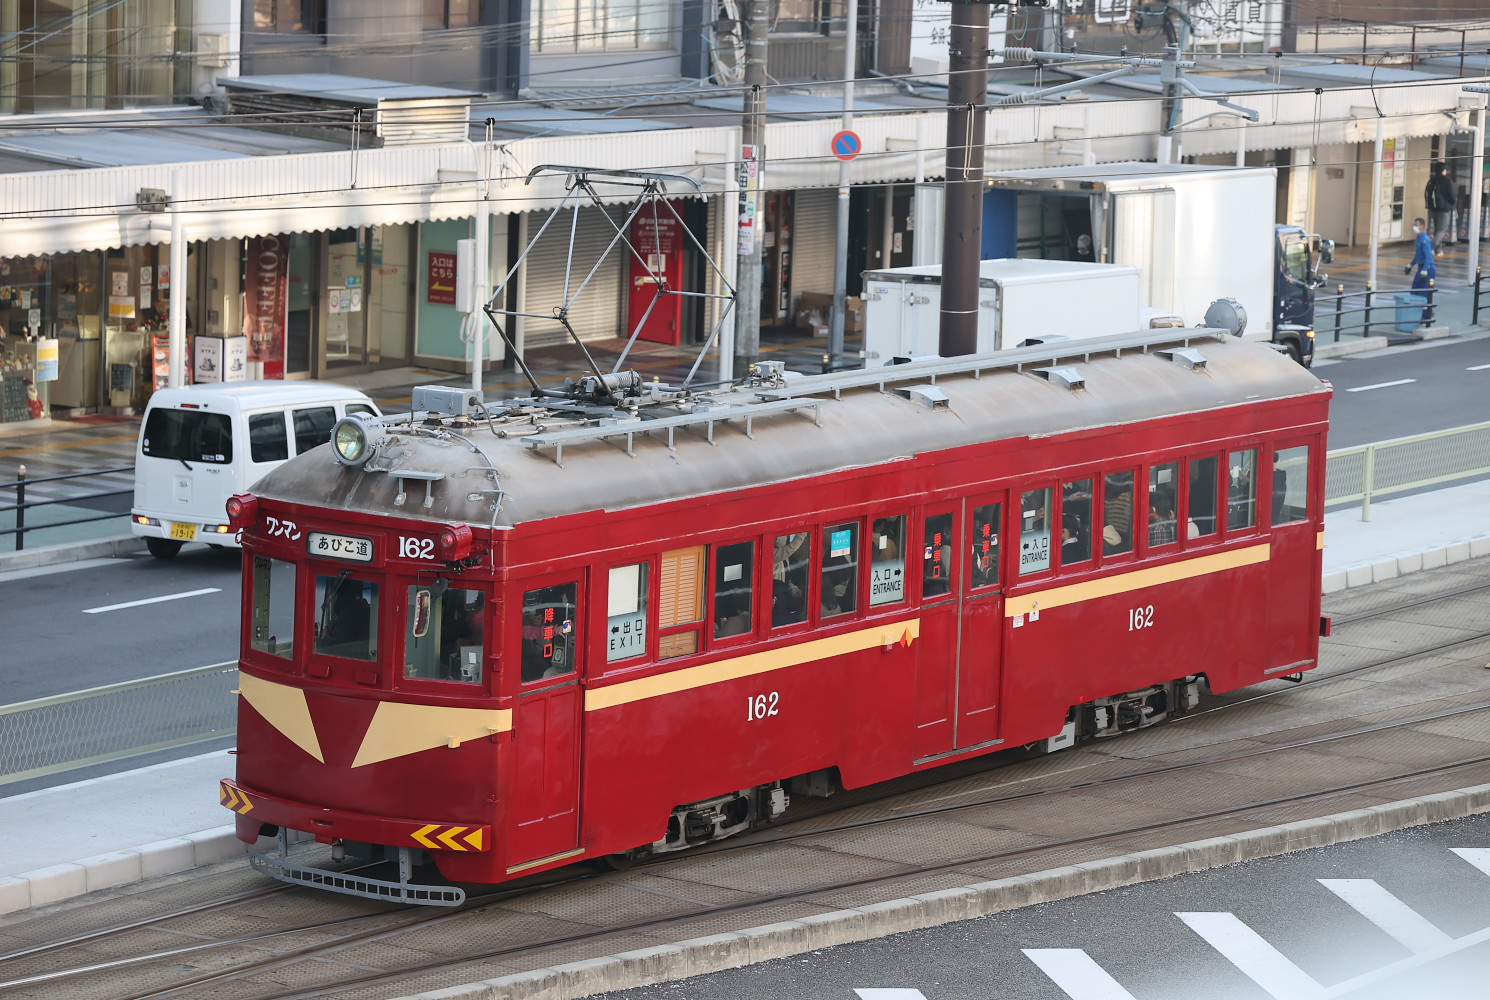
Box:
[585,619,923,712]
[1003,543,1271,617]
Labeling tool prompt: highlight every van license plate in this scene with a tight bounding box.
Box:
[169,522,198,541]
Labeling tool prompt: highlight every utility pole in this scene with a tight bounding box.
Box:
[827,0,857,370]
[937,0,990,358]
[733,0,768,377]
[1157,44,1181,164]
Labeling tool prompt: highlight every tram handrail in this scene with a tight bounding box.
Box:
[1323,420,1490,521]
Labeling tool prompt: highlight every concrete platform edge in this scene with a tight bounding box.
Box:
[395,782,1490,1000]
[0,534,141,573]
[1321,532,1490,594]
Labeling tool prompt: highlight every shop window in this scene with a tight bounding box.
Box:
[971,503,1001,589]
[659,546,705,658]
[1273,446,1311,524]
[1061,480,1093,566]
[250,556,296,658]
[249,412,289,464]
[820,522,859,618]
[405,584,484,682]
[1227,449,1259,531]
[1148,462,1180,549]
[772,532,810,628]
[314,575,379,661]
[534,0,670,52]
[869,516,907,607]
[607,563,649,662]
[1190,456,1219,538]
[141,408,232,465]
[1018,489,1052,576]
[425,0,480,28]
[293,406,337,455]
[923,513,955,599]
[713,542,755,639]
[521,583,577,681]
[1102,471,1135,555]
[253,0,326,32]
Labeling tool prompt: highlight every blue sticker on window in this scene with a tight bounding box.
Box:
[830,528,852,558]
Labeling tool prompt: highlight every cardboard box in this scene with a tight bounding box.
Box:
[795,292,864,333]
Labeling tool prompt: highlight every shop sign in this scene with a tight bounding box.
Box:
[34,339,58,382]
[245,236,289,364]
[428,251,458,305]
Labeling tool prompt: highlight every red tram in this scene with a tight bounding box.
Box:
[221,329,1331,903]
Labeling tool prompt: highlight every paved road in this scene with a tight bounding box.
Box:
[595,813,1490,1000]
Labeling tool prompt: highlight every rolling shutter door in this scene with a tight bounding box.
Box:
[521,205,627,349]
[789,189,837,296]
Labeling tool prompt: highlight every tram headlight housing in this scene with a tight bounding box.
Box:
[225,493,258,530]
[331,412,386,467]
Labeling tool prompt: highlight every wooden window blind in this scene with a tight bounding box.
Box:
[659,545,705,628]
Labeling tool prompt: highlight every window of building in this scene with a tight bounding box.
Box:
[1273,446,1310,524]
[923,512,955,599]
[820,522,859,618]
[772,532,810,628]
[141,408,232,465]
[253,0,327,33]
[250,556,296,658]
[248,412,289,464]
[425,0,480,28]
[1061,479,1093,566]
[405,584,484,682]
[607,563,649,661]
[1148,462,1180,549]
[773,0,832,32]
[521,583,577,681]
[314,575,379,661]
[1102,471,1135,555]
[1018,488,1052,576]
[534,0,669,52]
[659,546,705,658]
[1190,456,1219,538]
[971,503,1001,589]
[293,406,337,455]
[1227,449,1259,531]
[713,542,755,639]
[869,516,907,607]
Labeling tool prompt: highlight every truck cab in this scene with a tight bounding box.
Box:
[1274,224,1334,367]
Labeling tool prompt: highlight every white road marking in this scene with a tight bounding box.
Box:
[854,992,930,1000]
[1022,949,1138,1000]
[1450,847,1490,876]
[82,588,221,614]
[1318,878,1451,953]
[1345,379,1416,392]
[1468,363,1490,371]
[1177,912,1323,999]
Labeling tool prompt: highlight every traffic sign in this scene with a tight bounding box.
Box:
[831,130,862,161]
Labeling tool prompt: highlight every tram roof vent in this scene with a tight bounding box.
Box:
[894,384,950,409]
[1030,366,1085,391]
[1157,347,1208,371]
[413,385,484,417]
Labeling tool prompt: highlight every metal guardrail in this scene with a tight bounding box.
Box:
[1325,421,1490,521]
[1314,281,1439,344]
[1,464,133,550]
[0,663,238,786]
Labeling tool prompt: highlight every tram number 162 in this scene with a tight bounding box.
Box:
[1127,605,1155,631]
[747,691,780,721]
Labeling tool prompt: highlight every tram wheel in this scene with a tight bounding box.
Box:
[146,537,184,560]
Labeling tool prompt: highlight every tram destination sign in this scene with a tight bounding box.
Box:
[307,531,374,563]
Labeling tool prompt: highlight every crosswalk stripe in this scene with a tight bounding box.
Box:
[1450,847,1490,877]
[854,991,930,999]
[1317,879,1451,953]
[1177,912,1324,999]
[1022,949,1138,999]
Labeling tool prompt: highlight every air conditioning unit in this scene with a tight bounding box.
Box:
[197,34,230,69]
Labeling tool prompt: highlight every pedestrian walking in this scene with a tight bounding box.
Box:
[1404,216,1437,324]
[1425,161,1457,252]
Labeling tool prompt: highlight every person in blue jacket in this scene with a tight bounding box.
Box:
[1404,216,1436,323]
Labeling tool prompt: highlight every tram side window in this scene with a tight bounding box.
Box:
[869,516,907,607]
[1227,449,1259,530]
[607,563,649,662]
[923,513,955,599]
[314,575,379,661]
[772,532,810,628]
[1102,471,1135,555]
[1148,462,1180,549]
[404,584,484,682]
[250,556,296,659]
[971,503,1001,588]
[820,522,860,618]
[248,412,289,463]
[521,583,577,681]
[1190,456,1219,537]
[659,546,705,659]
[713,543,754,639]
[1273,446,1310,524]
[293,406,337,455]
[1018,489,1052,576]
[1061,480,1093,566]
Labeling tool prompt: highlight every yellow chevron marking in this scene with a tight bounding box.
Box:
[219,783,255,815]
[463,829,484,850]
[436,827,469,851]
[351,702,511,768]
[411,824,441,850]
[237,672,325,763]
[1003,542,1272,617]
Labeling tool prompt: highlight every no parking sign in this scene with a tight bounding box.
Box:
[831,130,862,161]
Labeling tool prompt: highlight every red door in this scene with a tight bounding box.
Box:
[957,494,1006,749]
[627,205,685,344]
[508,579,582,869]
[914,505,960,759]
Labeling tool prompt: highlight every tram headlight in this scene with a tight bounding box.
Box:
[331,412,385,467]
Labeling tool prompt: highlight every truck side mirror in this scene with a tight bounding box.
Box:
[1319,239,1335,265]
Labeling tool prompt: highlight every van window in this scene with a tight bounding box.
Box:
[294,406,338,454]
[142,408,233,464]
[347,402,376,417]
[314,575,379,661]
[249,412,289,463]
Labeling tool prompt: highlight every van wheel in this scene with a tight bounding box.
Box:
[146,538,183,560]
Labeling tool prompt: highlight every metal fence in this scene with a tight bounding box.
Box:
[1,464,133,550]
[1314,282,1439,344]
[1325,421,1490,521]
[0,663,238,786]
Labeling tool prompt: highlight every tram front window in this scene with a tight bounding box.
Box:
[315,574,379,661]
[250,556,296,659]
[405,584,484,682]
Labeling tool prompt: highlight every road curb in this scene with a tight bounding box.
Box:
[1313,335,1388,359]
[1322,533,1490,594]
[394,783,1490,1000]
[0,534,141,574]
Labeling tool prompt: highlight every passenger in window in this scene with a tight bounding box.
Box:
[1103,474,1134,554]
[772,579,805,627]
[324,583,371,657]
[821,558,855,617]
[1148,489,1178,546]
[714,594,752,637]
[1061,512,1090,564]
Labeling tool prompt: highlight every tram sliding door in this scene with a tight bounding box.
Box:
[914,505,960,759]
[508,579,583,871]
[958,495,1006,749]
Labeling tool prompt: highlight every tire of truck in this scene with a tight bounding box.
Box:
[146,537,184,560]
[1282,338,1304,365]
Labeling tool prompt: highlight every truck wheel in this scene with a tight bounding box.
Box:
[146,537,184,560]
[1283,340,1304,365]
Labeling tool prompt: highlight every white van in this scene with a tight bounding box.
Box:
[132,381,380,559]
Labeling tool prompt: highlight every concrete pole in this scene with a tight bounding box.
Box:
[472,133,491,393]
[827,0,857,370]
[1469,101,1485,281]
[168,170,186,388]
[937,0,989,358]
[1368,115,1383,291]
[733,0,768,376]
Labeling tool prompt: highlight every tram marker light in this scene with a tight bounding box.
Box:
[332,412,386,467]
[437,523,474,562]
[225,493,258,530]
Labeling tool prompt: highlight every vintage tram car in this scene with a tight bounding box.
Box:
[221,329,1330,903]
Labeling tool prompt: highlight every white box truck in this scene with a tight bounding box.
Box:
[860,258,1146,364]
